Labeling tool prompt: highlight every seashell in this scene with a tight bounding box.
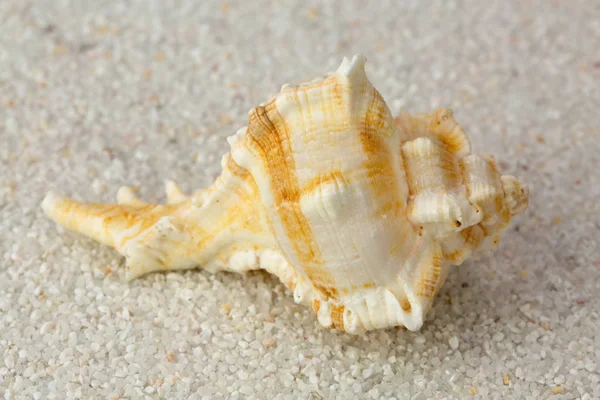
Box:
[42,54,529,333]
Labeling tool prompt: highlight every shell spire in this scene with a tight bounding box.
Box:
[42,55,529,333]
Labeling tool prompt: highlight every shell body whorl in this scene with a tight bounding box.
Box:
[42,55,529,333]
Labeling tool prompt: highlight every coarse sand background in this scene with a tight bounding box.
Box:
[1,0,599,398]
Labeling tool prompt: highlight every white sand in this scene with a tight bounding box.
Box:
[1,0,599,399]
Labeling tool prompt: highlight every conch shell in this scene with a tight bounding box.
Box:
[42,55,529,333]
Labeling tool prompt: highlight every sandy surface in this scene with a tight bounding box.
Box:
[1,0,599,399]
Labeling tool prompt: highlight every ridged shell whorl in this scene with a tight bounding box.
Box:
[42,54,529,334]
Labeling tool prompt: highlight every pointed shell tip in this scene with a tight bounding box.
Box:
[42,190,62,215]
[336,54,368,79]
